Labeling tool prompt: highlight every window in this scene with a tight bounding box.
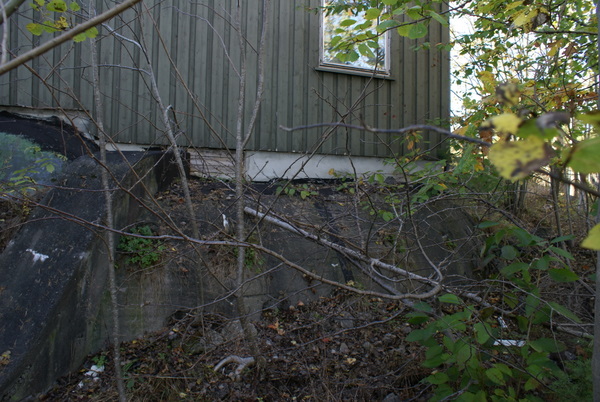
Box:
[320,1,390,76]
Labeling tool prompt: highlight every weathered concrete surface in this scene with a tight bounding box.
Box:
[0,151,180,400]
[115,180,480,337]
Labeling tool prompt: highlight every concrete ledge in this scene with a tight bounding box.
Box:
[245,150,438,182]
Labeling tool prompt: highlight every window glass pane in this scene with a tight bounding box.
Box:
[321,1,388,73]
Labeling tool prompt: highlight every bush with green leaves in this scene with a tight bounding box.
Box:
[406,225,589,401]
[0,132,66,196]
[118,225,166,269]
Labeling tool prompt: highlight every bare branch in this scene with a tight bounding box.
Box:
[0,0,141,76]
[0,0,25,25]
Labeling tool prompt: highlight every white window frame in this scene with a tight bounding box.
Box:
[319,0,391,77]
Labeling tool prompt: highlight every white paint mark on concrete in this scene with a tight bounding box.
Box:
[26,249,49,263]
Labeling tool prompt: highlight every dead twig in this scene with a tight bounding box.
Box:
[214,355,255,381]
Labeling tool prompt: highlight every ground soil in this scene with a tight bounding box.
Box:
[41,293,430,401]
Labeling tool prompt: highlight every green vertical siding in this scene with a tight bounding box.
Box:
[0,0,449,158]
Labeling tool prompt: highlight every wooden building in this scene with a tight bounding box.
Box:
[0,0,450,179]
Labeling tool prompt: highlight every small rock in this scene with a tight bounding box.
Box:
[221,320,257,341]
[339,342,350,355]
[382,333,395,345]
[383,393,401,402]
[215,383,229,399]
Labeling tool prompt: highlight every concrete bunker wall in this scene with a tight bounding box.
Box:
[0,151,180,399]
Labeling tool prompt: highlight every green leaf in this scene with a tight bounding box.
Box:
[425,344,444,359]
[516,118,560,140]
[406,311,429,325]
[533,255,550,270]
[473,322,491,344]
[408,23,428,39]
[46,0,67,12]
[438,293,462,304]
[85,27,98,39]
[524,293,539,317]
[423,353,449,368]
[494,363,513,377]
[69,1,80,11]
[567,137,600,174]
[426,371,449,385]
[524,377,540,391]
[501,245,518,260]
[581,223,600,250]
[500,262,528,277]
[381,211,394,222]
[376,19,398,33]
[43,24,58,33]
[358,43,375,58]
[504,293,519,309]
[516,315,528,332]
[396,24,411,37]
[454,341,474,365]
[406,5,422,20]
[26,23,44,36]
[365,8,381,20]
[532,305,551,324]
[548,246,573,260]
[346,50,359,62]
[550,234,575,244]
[406,327,435,342]
[548,301,581,323]
[529,338,565,353]
[526,351,551,366]
[510,226,540,246]
[427,10,448,26]
[413,301,433,313]
[577,111,600,131]
[73,32,87,42]
[339,19,357,27]
[548,268,579,282]
[485,367,506,385]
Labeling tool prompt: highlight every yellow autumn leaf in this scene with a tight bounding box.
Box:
[488,136,553,181]
[490,113,522,135]
[54,16,69,30]
[547,40,563,58]
[505,1,524,11]
[581,223,600,250]
[513,8,539,28]
[478,70,497,93]
[453,126,467,136]
[496,82,520,107]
